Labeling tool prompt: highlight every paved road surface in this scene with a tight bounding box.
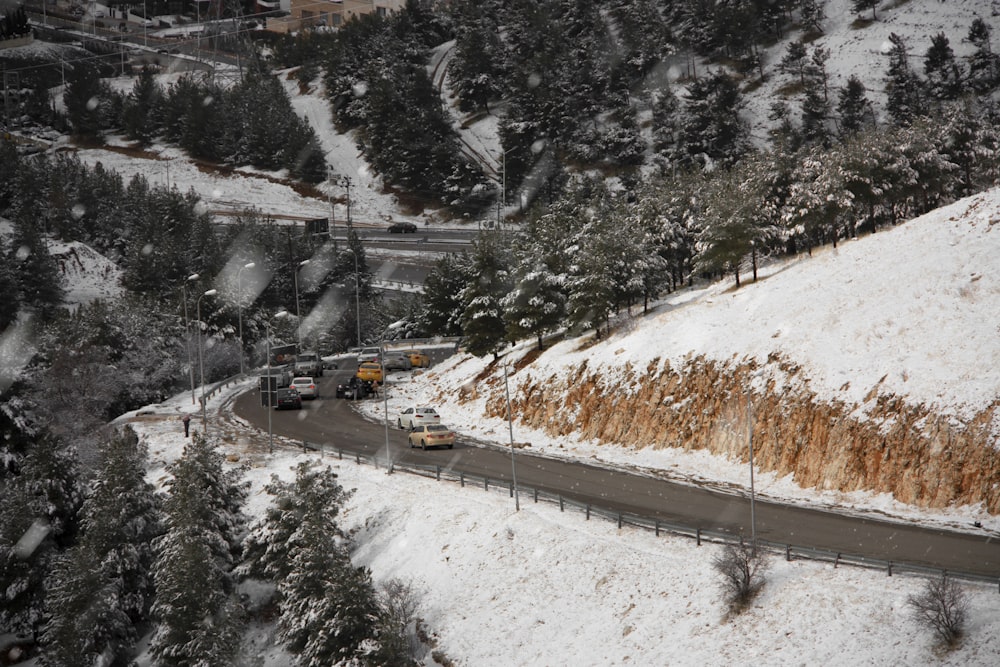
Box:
[232,361,1000,580]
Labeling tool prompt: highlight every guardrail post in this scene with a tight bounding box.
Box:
[559,496,564,512]
[785,545,791,561]
[460,472,465,487]
[509,482,514,498]
[337,448,343,460]
[655,520,660,537]
[618,513,623,529]
[696,528,701,546]
[355,452,360,465]
[484,478,489,492]
[585,505,590,520]
[887,561,892,577]
[436,466,441,481]
[835,553,841,568]
[302,440,307,453]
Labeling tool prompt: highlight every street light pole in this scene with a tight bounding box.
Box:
[196,288,218,433]
[294,259,310,351]
[504,363,520,511]
[265,310,288,455]
[237,261,255,376]
[182,273,200,405]
[353,250,361,347]
[747,368,764,552]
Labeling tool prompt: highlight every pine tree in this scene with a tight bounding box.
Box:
[0,235,19,329]
[884,33,925,128]
[967,18,1000,92]
[150,434,247,666]
[924,32,965,102]
[458,234,512,358]
[122,66,163,145]
[9,212,64,320]
[852,0,878,21]
[779,41,808,87]
[836,75,873,138]
[502,259,566,350]
[799,0,826,35]
[63,63,108,141]
[675,70,749,170]
[0,434,82,640]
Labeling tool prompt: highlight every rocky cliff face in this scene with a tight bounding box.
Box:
[463,354,1000,515]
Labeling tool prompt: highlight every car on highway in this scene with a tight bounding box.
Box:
[406,350,430,368]
[337,376,372,399]
[397,406,440,430]
[387,221,417,233]
[357,346,380,363]
[408,424,455,450]
[356,362,383,383]
[383,352,412,371]
[289,377,318,400]
[274,387,301,410]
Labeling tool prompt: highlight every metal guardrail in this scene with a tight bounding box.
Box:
[296,439,1000,592]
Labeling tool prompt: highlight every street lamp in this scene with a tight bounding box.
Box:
[352,250,361,347]
[196,288,218,433]
[504,362,520,511]
[236,261,255,376]
[265,310,289,454]
[293,259,310,350]
[181,273,200,405]
[747,368,765,552]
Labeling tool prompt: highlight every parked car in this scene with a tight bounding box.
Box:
[356,362,383,383]
[274,387,302,410]
[388,221,417,233]
[408,424,455,450]
[383,352,412,371]
[406,350,430,368]
[289,377,318,400]
[357,346,381,363]
[397,406,440,430]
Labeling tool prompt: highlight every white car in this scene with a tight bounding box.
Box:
[357,347,380,363]
[397,406,440,431]
[289,377,318,400]
[383,352,412,371]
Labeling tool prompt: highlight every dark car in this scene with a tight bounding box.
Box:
[337,376,373,400]
[387,221,417,233]
[275,387,302,410]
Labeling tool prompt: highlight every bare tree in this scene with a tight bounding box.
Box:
[908,576,968,649]
[712,541,769,614]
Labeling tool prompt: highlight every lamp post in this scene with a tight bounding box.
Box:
[196,288,218,433]
[265,311,289,454]
[181,273,200,405]
[503,363,520,511]
[747,368,765,552]
[352,250,361,347]
[293,259,310,350]
[236,261,255,376]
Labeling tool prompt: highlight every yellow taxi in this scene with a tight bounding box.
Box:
[406,350,430,368]
[356,362,383,383]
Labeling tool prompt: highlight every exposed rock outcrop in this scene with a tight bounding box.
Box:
[469,354,1000,514]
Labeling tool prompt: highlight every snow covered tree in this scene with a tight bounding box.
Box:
[8,212,64,320]
[884,33,925,128]
[63,63,110,141]
[122,66,163,146]
[421,253,476,337]
[836,75,874,138]
[967,18,1000,92]
[779,41,808,87]
[459,233,512,359]
[675,69,749,170]
[502,258,566,350]
[240,460,351,584]
[150,434,248,666]
[447,3,508,113]
[41,426,163,666]
[0,434,82,641]
[781,146,852,251]
[799,0,825,35]
[924,33,965,103]
[852,0,878,21]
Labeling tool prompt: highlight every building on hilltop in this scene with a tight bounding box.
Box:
[258,0,405,33]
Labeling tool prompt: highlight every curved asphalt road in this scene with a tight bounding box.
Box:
[233,362,1000,580]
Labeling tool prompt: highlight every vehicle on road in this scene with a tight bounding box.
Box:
[357,346,380,363]
[406,350,430,368]
[289,377,318,400]
[408,424,455,450]
[397,406,440,431]
[337,376,373,399]
[383,352,412,371]
[356,362,383,383]
[388,221,417,233]
[295,351,323,377]
[274,387,302,410]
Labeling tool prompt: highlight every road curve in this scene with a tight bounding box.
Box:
[232,365,1000,580]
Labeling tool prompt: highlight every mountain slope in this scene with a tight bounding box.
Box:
[406,188,1000,514]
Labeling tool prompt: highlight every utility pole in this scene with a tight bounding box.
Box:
[328,166,337,249]
[342,176,352,226]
